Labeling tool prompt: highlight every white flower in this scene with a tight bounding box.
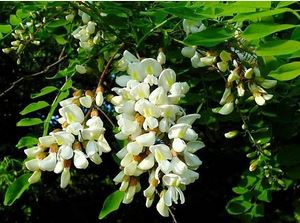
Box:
[75,65,87,74]
[157,51,166,65]
[39,152,57,171]
[158,69,176,91]
[191,52,206,68]
[163,174,185,206]
[249,83,273,106]
[52,131,75,146]
[130,82,150,100]
[79,95,93,108]
[73,150,89,169]
[181,47,196,58]
[39,135,56,147]
[60,167,71,188]
[86,21,96,34]
[86,140,102,164]
[66,122,83,135]
[128,62,146,81]
[140,58,162,76]
[135,131,156,147]
[156,190,169,217]
[59,104,85,124]
[149,87,168,105]
[81,12,90,24]
[58,145,74,160]
[150,144,172,177]
[183,19,206,35]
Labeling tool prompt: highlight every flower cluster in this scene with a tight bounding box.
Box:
[24,88,110,188]
[2,12,43,64]
[112,50,204,217]
[213,63,277,115]
[71,10,101,51]
[180,20,277,115]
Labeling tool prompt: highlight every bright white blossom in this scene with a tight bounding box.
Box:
[24,89,111,188]
[113,51,204,217]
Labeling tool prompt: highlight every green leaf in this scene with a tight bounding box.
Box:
[268,62,300,81]
[162,7,206,20]
[54,35,68,45]
[16,9,29,19]
[257,190,272,202]
[47,19,68,28]
[226,199,253,215]
[20,101,49,115]
[43,79,72,136]
[16,118,43,127]
[184,28,234,47]
[16,136,38,149]
[251,204,264,217]
[48,60,77,79]
[231,8,292,22]
[0,24,12,33]
[291,27,300,40]
[256,40,300,56]
[4,173,31,206]
[99,190,124,219]
[9,15,22,26]
[276,1,297,8]
[31,86,58,99]
[242,23,297,40]
[233,187,248,194]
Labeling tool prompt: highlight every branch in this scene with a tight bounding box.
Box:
[0,55,67,98]
[97,43,125,88]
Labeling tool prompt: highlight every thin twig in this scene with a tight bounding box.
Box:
[97,43,125,88]
[97,106,116,128]
[154,189,179,223]
[0,55,67,98]
[168,207,179,223]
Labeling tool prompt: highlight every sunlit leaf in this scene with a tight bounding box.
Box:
[268,62,300,81]
[4,173,31,206]
[256,40,300,56]
[16,118,43,127]
[20,101,49,115]
[99,190,124,219]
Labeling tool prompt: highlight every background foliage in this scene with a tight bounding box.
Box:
[0,1,300,222]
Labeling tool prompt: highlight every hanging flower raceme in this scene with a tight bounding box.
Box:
[180,20,276,114]
[112,50,204,217]
[212,57,277,115]
[71,10,102,52]
[24,88,111,188]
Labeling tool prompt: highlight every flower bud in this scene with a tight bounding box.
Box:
[81,12,90,24]
[220,50,232,62]
[244,68,253,79]
[224,130,239,139]
[28,170,41,184]
[249,160,258,172]
[75,64,87,74]
[157,51,166,65]
[181,46,196,58]
[217,61,228,72]
[2,48,11,54]
[65,13,75,22]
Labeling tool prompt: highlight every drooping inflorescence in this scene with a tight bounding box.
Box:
[24,88,111,188]
[181,19,277,115]
[112,50,204,217]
